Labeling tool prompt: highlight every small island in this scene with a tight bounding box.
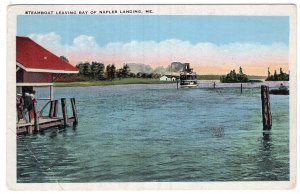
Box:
[220,67,249,83]
[265,67,289,81]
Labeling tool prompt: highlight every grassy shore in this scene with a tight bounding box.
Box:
[54,78,176,87]
[196,75,221,80]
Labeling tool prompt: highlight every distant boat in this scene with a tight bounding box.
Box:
[179,63,198,88]
[269,84,289,95]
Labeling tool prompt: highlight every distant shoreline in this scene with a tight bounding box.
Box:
[54,76,285,88]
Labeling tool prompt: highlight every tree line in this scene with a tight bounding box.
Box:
[76,62,162,80]
[57,59,163,82]
[266,67,289,81]
[76,62,135,80]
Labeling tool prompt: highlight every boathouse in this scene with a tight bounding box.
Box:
[16,36,79,134]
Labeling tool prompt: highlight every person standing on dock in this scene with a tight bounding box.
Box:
[22,93,33,123]
[16,94,24,123]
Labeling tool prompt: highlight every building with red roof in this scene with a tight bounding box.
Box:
[16,36,78,85]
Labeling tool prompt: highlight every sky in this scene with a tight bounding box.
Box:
[17,15,290,75]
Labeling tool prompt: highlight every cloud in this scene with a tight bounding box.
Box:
[28,32,289,75]
[29,32,63,54]
[72,35,99,50]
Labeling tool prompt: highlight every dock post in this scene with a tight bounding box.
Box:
[53,100,58,117]
[33,101,39,132]
[70,98,78,125]
[27,126,33,134]
[50,85,54,101]
[213,82,216,89]
[49,100,55,118]
[61,98,68,127]
[176,80,179,90]
[241,83,243,94]
[261,85,272,131]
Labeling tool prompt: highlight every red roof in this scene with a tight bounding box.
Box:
[16,36,78,73]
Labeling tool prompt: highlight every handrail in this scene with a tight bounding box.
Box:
[39,100,51,116]
[36,98,51,100]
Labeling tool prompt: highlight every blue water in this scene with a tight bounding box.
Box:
[17,84,289,182]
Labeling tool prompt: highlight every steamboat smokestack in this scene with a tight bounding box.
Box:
[184,63,191,73]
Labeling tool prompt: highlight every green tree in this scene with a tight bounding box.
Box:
[274,70,278,81]
[279,67,284,81]
[106,65,111,80]
[232,70,237,81]
[60,55,69,62]
[122,64,130,78]
[129,72,136,78]
[116,68,122,79]
[117,64,131,79]
[90,62,97,78]
[110,64,116,80]
[106,64,116,80]
[82,62,91,76]
[91,62,105,80]
[76,63,83,74]
[76,62,91,76]
[280,67,283,75]
[239,66,243,75]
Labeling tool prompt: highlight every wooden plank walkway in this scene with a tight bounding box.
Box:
[17,116,76,134]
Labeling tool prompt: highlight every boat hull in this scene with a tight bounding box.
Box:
[269,89,289,95]
[180,81,198,88]
[180,84,198,88]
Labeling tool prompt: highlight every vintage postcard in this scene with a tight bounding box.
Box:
[7,4,296,190]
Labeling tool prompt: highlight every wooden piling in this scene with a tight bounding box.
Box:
[176,80,179,90]
[61,98,68,127]
[261,85,272,130]
[28,109,32,123]
[53,100,58,117]
[50,85,54,101]
[213,82,216,89]
[70,98,78,125]
[33,101,39,132]
[49,100,55,118]
[27,126,33,134]
[241,83,243,94]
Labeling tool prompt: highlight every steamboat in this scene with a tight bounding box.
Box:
[179,63,198,88]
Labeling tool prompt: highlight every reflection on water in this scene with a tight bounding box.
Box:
[256,134,277,180]
[17,84,289,182]
[263,132,271,141]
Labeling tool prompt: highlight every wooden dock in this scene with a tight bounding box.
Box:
[16,117,76,134]
[16,98,78,135]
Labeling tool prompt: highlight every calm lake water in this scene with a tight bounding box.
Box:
[17,82,289,182]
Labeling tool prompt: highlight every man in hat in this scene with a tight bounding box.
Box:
[22,92,33,123]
